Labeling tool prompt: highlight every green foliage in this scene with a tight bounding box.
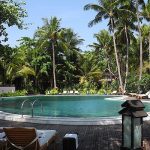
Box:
[97,89,112,95]
[97,89,107,95]
[139,74,150,93]
[45,88,59,95]
[0,90,28,97]
[1,0,150,94]
[79,88,87,95]
[0,0,27,42]
[111,80,118,92]
[126,74,150,93]
[126,75,139,93]
[89,89,97,94]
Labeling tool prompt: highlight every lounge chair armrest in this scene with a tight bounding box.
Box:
[6,136,39,150]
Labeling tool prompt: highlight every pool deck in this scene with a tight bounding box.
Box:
[1,119,150,150]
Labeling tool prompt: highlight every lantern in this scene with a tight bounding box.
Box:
[119,100,148,150]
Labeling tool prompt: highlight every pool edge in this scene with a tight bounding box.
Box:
[0,111,150,125]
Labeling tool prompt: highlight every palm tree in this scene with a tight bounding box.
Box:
[84,0,124,92]
[135,0,145,81]
[115,5,137,90]
[34,17,64,88]
[143,1,150,63]
[58,28,84,88]
[141,25,150,62]
[89,30,115,80]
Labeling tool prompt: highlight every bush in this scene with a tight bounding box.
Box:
[126,74,150,93]
[45,88,59,95]
[126,75,139,93]
[80,88,88,95]
[89,89,97,94]
[0,90,28,97]
[139,74,150,93]
[97,89,107,95]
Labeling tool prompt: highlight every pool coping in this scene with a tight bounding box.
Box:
[0,111,150,125]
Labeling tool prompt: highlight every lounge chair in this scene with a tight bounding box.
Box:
[127,92,137,97]
[3,127,58,150]
[62,91,68,94]
[136,90,150,99]
[111,91,117,95]
[74,91,79,95]
[69,91,74,94]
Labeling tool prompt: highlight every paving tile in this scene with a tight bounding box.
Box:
[0,120,150,150]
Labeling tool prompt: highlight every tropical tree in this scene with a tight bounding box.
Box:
[57,28,84,89]
[89,30,115,79]
[80,51,103,91]
[115,4,137,90]
[141,25,150,66]
[0,0,27,42]
[35,17,64,88]
[135,0,145,82]
[84,0,124,92]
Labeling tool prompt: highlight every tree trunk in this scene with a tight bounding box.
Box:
[110,18,124,93]
[136,0,143,82]
[149,31,150,64]
[34,50,38,92]
[124,25,129,91]
[52,42,57,88]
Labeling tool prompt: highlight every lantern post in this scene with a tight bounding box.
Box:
[119,100,148,150]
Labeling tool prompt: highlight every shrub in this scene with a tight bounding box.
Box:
[139,74,150,93]
[126,74,150,93]
[45,88,59,95]
[0,90,28,97]
[97,89,107,95]
[89,89,97,94]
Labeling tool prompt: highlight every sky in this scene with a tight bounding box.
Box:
[6,0,108,51]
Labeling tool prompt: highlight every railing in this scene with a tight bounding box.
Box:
[0,98,3,106]
[31,99,43,117]
[21,99,31,118]
[21,99,43,118]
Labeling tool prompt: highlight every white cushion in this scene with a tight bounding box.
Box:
[37,130,56,146]
[0,132,5,139]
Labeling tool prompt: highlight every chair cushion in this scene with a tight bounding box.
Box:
[37,130,56,146]
[0,132,6,142]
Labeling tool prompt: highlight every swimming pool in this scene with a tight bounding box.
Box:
[0,95,149,118]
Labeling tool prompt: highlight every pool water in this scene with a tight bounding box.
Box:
[0,96,149,117]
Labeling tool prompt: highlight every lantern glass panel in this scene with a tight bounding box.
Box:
[134,118,141,149]
[123,116,131,148]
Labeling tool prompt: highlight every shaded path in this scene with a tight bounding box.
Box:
[0,120,150,150]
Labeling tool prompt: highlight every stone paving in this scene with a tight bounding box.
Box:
[0,119,150,150]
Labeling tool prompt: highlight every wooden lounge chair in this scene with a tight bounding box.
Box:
[3,127,58,150]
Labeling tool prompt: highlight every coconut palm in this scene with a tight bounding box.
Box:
[57,28,84,88]
[141,25,150,63]
[34,17,64,88]
[115,5,137,90]
[135,0,145,81]
[143,1,150,63]
[84,0,124,92]
[89,30,115,79]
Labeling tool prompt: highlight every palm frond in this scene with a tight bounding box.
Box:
[84,4,101,12]
[17,66,35,77]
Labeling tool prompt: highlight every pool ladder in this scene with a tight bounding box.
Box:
[21,99,43,118]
